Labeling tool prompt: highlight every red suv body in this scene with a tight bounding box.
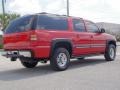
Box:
[3,13,117,71]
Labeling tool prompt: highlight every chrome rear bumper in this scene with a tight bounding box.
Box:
[2,51,31,58]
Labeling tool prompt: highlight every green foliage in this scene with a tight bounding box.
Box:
[0,44,3,49]
[116,35,120,42]
[0,13,20,30]
[0,35,3,49]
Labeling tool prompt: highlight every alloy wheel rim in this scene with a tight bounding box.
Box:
[109,47,115,59]
[57,53,67,67]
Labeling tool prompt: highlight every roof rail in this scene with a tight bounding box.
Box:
[36,12,48,14]
[36,12,69,17]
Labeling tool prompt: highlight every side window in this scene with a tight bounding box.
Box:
[85,21,99,33]
[36,15,68,30]
[73,19,86,32]
[5,16,32,34]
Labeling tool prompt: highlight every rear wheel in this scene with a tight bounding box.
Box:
[50,48,70,71]
[104,44,116,61]
[20,60,38,68]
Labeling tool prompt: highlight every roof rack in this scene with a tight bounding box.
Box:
[36,12,69,17]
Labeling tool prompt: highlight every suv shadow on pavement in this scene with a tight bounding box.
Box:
[0,58,108,81]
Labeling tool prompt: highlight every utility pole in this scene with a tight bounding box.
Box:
[67,0,69,16]
[2,0,5,30]
[2,0,5,15]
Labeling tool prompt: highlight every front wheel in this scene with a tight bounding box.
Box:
[50,48,70,71]
[104,44,116,61]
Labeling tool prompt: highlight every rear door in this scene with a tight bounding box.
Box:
[85,20,106,53]
[4,15,34,49]
[72,18,92,56]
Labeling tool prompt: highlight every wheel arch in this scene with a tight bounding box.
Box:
[107,40,116,47]
[50,39,73,58]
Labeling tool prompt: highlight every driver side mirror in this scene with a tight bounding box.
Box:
[100,28,105,33]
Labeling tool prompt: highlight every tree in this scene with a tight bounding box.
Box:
[0,13,20,30]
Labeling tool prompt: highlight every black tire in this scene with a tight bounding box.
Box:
[104,44,116,61]
[50,48,70,71]
[21,61,38,68]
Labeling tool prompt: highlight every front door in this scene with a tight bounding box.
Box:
[85,20,106,53]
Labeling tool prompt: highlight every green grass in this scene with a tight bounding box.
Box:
[0,44,3,49]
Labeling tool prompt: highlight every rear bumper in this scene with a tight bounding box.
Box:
[2,51,32,58]
[3,46,51,59]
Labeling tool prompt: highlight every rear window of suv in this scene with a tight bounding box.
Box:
[5,15,33,34]
[36,15,68,30]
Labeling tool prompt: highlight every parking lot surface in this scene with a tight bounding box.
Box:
[0,47,120,90]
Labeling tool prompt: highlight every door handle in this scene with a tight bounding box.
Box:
[91,36,93,38]
[76,34,80,38]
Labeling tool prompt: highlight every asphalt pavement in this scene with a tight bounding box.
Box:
[0,46,120,90]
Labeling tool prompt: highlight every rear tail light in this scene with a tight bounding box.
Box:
[30,34,37,41]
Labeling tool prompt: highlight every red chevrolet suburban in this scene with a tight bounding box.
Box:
[3,13,117,71]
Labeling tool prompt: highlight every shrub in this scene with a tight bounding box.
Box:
[0,44,3,49]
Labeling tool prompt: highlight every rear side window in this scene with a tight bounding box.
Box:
[36,15,68,30]
[5,15,33,34]
[73,19,86,32]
